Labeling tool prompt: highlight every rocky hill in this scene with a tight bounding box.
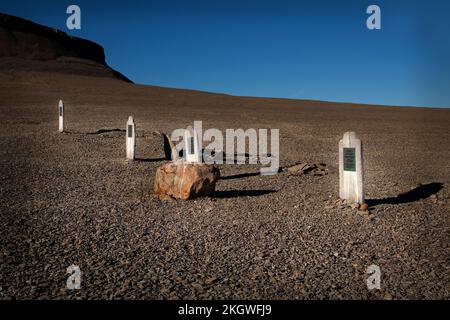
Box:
[0,12,132,82]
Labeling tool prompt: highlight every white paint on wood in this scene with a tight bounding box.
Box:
[126,116,136,160]
[184,125,201,163]
[169,138,178,161]
[339,131,364,204]
[58,100,64,132]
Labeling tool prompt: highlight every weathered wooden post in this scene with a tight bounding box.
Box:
[163,133,178,161]
[58,100,64,132]
[126,116,135,160]
[184,125,201,163]
[339,131,364,204]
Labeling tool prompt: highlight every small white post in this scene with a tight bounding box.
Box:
[339,131,364,204]
[58,100,64,132]
[184,125,201,163]
[126,116,135,160]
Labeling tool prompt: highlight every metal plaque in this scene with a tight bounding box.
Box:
[343,148,356,172]
[59,107,63,117]
[128,125,133,138]
[189,137,195,155]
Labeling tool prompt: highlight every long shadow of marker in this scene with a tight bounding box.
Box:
[214,189,276,199]
[366,182,443,206]
[135,157,166,163]
[221,172,261,180]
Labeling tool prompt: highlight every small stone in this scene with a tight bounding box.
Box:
[358,203,369,211]
[137,280,146,289]
[205,277,217,285]
[287,163,308,174]
[350,203,360,209]
[57,288,67,297]
[287,163,328,176]
[157,194,175,202]
[383,293,393,300]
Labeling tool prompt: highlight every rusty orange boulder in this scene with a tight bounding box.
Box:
[154,161,220,200]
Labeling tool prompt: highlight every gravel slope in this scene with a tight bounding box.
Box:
[0,71,449,299]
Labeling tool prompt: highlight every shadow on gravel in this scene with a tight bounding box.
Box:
[367,182,443,206]
[214,189,276,198]
[64,129,126,135]
[135,157,166,163]
[87,129,125,135]
[221,172,261,180]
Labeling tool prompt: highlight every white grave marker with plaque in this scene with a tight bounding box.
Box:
[58,100,64,132]
[126,116,136,160]
[184,125,201,163]
[339,131,364,204]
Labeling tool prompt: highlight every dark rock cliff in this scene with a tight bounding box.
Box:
[0,12,132,82]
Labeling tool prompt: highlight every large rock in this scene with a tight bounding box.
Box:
[154,161,220,200]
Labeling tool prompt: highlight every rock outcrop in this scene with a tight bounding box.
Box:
[0,12,132,82]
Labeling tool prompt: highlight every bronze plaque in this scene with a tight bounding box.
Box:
[59,107,63,116]
[343,148,356,172]
[128,125,133,138]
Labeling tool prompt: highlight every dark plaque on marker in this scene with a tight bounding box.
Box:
[343,148,356,172]
[189,137,194,155]
[128,125,133,138]
[59,107,63,116]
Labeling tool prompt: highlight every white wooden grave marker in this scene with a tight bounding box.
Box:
[58,100,64,132]
[184,125,201,163]
[126,116,136,160]
[339,131,364,204]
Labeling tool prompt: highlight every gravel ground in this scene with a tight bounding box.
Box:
[0,71,449,299]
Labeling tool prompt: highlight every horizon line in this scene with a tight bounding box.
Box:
[132,81,450,110]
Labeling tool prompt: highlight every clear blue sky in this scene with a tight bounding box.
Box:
[1,0,449,108]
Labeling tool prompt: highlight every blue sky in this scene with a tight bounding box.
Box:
[1,0,449,108]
